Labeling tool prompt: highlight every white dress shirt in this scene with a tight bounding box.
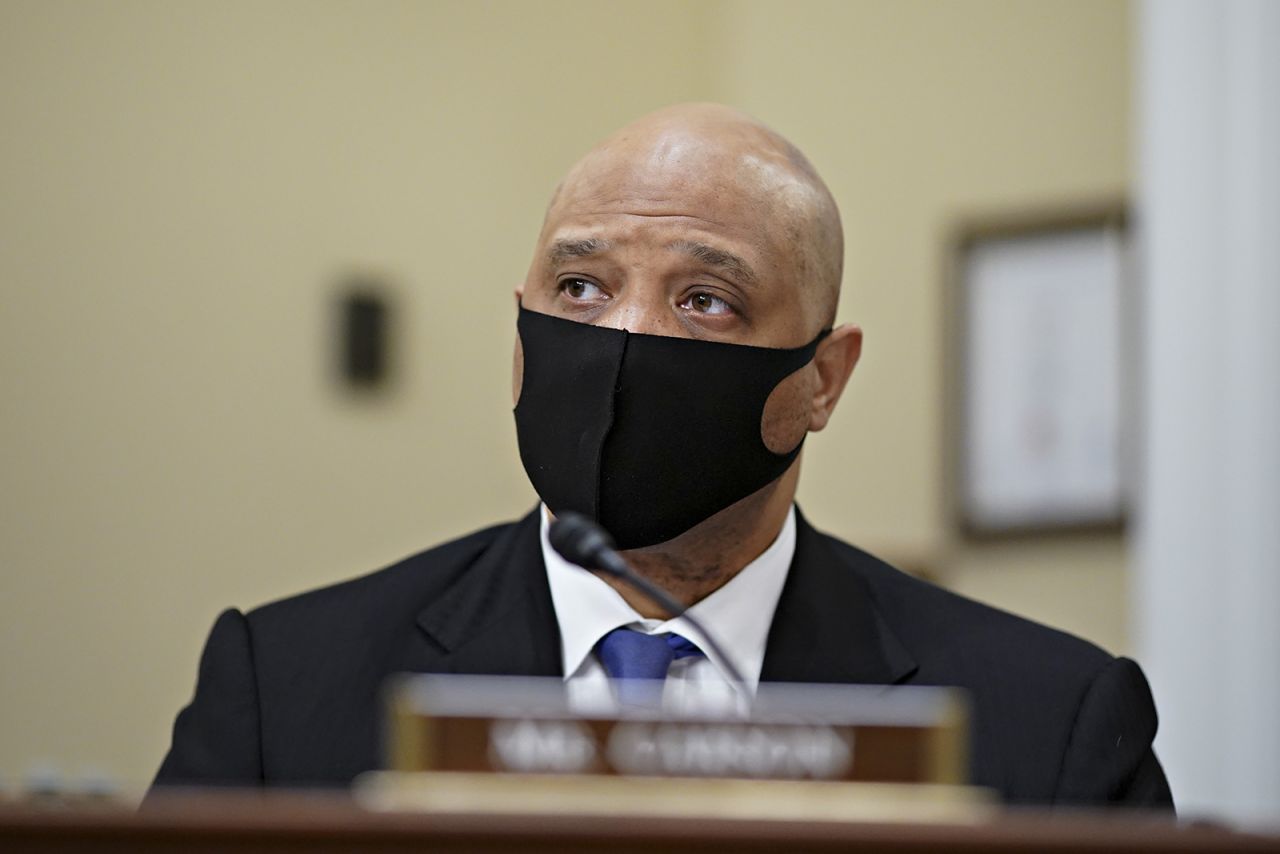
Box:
[540,505,796,716]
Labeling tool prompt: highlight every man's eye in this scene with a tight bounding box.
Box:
[560,278,605,301]
[684,292,733,315]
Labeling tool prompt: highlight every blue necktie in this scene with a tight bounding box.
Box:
[596,628,704,707]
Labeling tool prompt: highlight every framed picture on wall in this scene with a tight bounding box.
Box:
[948,203,1131,537]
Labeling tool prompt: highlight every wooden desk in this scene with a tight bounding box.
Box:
[2,792,1278,854]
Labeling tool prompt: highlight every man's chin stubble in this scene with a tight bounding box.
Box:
[619,481,783,603]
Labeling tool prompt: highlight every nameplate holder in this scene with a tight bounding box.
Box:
[384,675,969,785]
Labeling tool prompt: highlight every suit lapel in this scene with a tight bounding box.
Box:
[761,508,917,686]
[414,508,562,678]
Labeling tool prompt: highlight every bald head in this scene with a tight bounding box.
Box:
[539,104,844,331]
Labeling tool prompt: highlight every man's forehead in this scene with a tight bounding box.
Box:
[540,156,801,275]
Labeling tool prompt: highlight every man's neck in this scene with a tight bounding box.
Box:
[604,464,800,616]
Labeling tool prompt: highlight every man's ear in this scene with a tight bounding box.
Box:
[808,324,862,432]
[513,283,525,307]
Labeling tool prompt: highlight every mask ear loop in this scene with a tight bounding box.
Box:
[789,326,833,373]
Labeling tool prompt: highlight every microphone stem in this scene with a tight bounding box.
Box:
[598,552,749,690]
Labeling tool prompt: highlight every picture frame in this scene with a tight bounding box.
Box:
[947,202,1132,538]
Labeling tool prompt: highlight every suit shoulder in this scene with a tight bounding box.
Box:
[245,519,515,632]
[821,533,1114,678]
[806,524,1157,804]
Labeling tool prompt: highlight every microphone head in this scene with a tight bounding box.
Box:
[548,512,616,571]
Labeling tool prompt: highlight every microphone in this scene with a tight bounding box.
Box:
[549,512,747,689]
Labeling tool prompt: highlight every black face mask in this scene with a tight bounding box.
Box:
[514,306,830,550]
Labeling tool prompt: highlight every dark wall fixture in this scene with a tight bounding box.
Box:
[336,280,393,391]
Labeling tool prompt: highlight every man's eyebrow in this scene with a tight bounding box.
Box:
[670,240,758,286]
[547,237,609,264]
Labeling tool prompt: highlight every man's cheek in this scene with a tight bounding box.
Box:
[759,367,812,454]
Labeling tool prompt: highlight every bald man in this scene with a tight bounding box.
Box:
[155,105,1172,808]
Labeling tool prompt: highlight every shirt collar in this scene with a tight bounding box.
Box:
[540,505,797,694]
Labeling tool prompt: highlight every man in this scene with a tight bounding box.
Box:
[154,104,1172,807]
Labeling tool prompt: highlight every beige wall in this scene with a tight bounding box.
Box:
[0,0,1131,793]
[714,0,1133,650]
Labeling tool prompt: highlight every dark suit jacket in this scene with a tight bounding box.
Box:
[154,508,1172,807]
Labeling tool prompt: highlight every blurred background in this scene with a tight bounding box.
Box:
[1,0,1275,825]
